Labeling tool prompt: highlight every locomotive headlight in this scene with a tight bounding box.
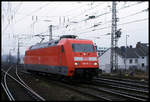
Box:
[93,62,98,65]
[74,62,79,65]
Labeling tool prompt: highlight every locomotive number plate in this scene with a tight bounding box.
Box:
[83,57,89,61]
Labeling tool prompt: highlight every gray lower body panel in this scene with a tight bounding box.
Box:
[24,64,68,76]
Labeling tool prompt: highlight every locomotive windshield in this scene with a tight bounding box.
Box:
[72,44,95,52]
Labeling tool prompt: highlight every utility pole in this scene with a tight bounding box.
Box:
[17,38,20,65]
[110,1,122,73]
[49,25,52,41]
[110,1,118,72]
[9,50,11,64]
[9,48,14,64]
[125,35,129,71]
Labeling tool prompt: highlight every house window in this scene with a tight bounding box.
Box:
[135,59,138,63]
[141,63,144,67]
[129,59,132,64]
[142,56,144,59]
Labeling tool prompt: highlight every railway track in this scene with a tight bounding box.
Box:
[1,66,15,101]
[93,77,148,94]
[97,75,148,84]
[61,78,148,101]
[23,73,113,101]
[82,81,148,101]
[95,77,148,88]
[1,65,45,101]
[21,70,149,101]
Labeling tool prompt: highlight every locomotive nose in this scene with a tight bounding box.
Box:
[73,53,98,67]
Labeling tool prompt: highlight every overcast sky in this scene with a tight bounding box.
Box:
[1,1,149,56]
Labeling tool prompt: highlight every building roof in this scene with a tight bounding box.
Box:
[117,42,149,58]
[116,47,139,58]
[99,42,149,59]
[136,42,149,56]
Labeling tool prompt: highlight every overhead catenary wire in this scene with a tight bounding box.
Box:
[14,3,51,24]
[4,2,145,35]
[1,1,148,50]
[4,2,147,35]
[75,17,148,40]
[77,18,148,35]
[69,2,105,19]
[64,2,90,17]
[80,7,149,31]
[3,3,51,38]
[64,2,147,35]
[13,2,23,16]
[57,1,145,33]
[50,3,110,33]
[2,2,22,33]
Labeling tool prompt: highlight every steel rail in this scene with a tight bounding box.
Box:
[94,80,148,93]
[15,65,34,91]
[54,79,112,101]
[15,65,46,101]
[1,82,13,101]
[93,87,146,101]
[20,68,148,101]
[23,72,112,101]
[80,84,147,101]
[96,76,148,84]
[2,69,45,101]
[95,78,148,88]
[3,66,15,101]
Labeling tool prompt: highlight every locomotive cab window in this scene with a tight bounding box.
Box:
[72,44,95,52]
[61,45,64,52]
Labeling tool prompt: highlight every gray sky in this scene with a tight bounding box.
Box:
[2,1,149,56]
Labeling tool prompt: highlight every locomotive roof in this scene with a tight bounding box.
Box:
[29,36,92,50]
[29,39,59,50]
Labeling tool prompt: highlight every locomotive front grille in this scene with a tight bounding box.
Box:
[74,68,99,78]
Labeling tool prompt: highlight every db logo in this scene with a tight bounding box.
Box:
[82,62,88,65]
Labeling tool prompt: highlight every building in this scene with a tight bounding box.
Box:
[96,47,108,57]
[98,42,149,73]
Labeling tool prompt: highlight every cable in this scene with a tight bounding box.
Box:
[13,2,144,35]
[15,3,51,24]
[119,8,148,19]
[5,2,146,40]
[77,18,148,35]
[11,13,62,18]
[64,3,90,16]
[13,2,23,15]
[118,18,148,26]
[67,1,145,27]
[88,7,148,29]
[118,2,144,11]
[4,3,51,35]
[33,2,147,38]
[55,4,110,33]
[2,3,22,33]
[69,2,105,19]
[84,2,144,21]
[2,24,10,33]
[62,2,147,35]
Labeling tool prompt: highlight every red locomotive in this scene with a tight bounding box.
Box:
[24,35,99,79]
